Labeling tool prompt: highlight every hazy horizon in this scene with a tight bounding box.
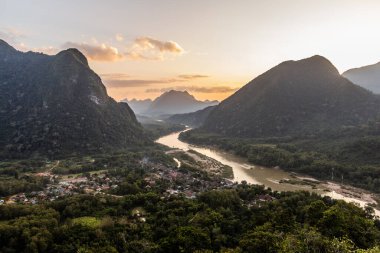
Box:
[2,0,380,101]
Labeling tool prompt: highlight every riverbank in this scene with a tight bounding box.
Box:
[166,149,234,179]
[322,181,380,210]
[156,129,380,217]
[281,173,380,210]
[179,128,380,195]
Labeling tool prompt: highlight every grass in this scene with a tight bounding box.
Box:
[71,216,101,228]
[61,170,108,180]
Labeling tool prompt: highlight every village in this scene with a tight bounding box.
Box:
[1,153,277,208]
[4,171,122,205]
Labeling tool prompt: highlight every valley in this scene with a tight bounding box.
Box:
[157,129,380,216]
[1,24,380,251]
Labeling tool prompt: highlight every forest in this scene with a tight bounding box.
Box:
[1,185,380,253]
[1,146,380,253]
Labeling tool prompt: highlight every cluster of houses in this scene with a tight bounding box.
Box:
[3,155,278,207]
[143,161,234,199]
[140,157,278,205]
[6,173,120,205]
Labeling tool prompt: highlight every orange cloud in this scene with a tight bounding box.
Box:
[134,37,184,53]
[126,37,185,61]
[178,74,209,80]
[7,34,185,62]
[100,73,131,80]
[103,78,183,88]
[62,41,124,61]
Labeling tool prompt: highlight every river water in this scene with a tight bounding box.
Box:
[156,129,380,216]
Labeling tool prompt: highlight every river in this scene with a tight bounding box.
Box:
[156,129,380,217]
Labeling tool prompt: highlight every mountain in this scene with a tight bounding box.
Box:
[121,98,152,114]
[342,62,380,94]
[144,90,218,116]
[202,55,380,138]
[0,39,146,157]
[167,106,216,127]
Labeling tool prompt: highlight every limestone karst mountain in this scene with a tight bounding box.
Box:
[0,39,147,157]
[201,55,380,137]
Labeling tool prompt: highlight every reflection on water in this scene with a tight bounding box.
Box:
[156,129,380,217]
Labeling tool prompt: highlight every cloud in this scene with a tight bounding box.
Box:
[104,80,155,88]
[62,41,125,61]
[102,73,213,89]
[60,36,184,62]
[1,33,185,62]
[115,33,124,42]
[100,73,131,80]
[178,74,209,80]
[126,37,185,61]
[134,37,184,53]
[146,86,238,94]
[103,78,182,88]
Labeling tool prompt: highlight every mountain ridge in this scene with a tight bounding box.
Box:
[343,61,380,94]
[201,55,380,137]
[146,90,218,115]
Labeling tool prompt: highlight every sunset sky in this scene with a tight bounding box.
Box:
[1,0,380,101]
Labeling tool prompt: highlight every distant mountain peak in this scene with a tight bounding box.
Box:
[344,61,380,73]
[301,55,337,67]
[307,54,330,61]
[139,90,218,116]
[279,55,340,76]
[156,90,196,101]
[343,61,380,94]
[165,90,191,96]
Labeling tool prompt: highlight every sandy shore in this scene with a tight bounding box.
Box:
[166,149,233,178]
[321,181,379,208]
[289,174,380,216]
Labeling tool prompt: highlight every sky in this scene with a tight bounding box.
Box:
[1,0,380,101]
